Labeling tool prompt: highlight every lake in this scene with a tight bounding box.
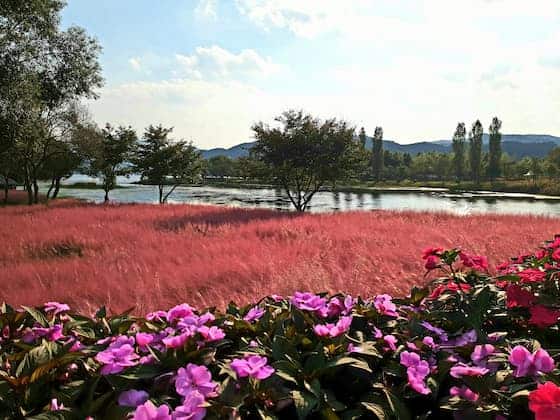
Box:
[52,175,560,216]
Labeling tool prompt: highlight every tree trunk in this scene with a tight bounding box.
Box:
[3,183,8,204]
[104,188,109,202]
[159,185,164,204]
[47,177,56,199]
[33,180,39,204]
[52,178,61,199]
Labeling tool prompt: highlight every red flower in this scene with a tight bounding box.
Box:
[519,268,547,283]
[429,282,471,299]
[459,252,488,271]
[552,248,560,262]
[529,305,560,328]
[495,280,509,289]
[529,381,560,420]
[424,255,439,270]
[535,249,547,260]
[548,237,560,249]
[422,247,443,260]
[506,284,536,309]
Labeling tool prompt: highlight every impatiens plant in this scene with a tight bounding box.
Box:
[1,235,560,419]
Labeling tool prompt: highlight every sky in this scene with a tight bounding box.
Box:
[61,0,560,148]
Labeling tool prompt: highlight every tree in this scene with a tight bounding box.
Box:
[469,120,483,185]
[88,125,137,202]
[358,127,367,148]
[0,0,103,204]
[372,126,384,182]
[452,122,466,181]
[252,110,359,212]
[134,125,202,204]
[547,147,560,179]
[205,156,238,179]
[488,116,502,181]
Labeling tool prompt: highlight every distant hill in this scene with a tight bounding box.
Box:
[199,134,560,160]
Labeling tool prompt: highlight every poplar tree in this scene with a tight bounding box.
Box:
[372,126,384,182]
[488,116,502,181]
[452,122,466,181]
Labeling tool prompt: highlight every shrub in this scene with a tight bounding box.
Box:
[1,236,560,419]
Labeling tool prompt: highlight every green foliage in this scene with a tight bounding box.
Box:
[488,117,502,181]
[372,127,384,182]
[252,110,361,211]
[469,121,483,185]
[452,123,466,181]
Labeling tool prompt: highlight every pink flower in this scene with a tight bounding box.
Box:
[166,304,195,323]
[553,248,560,262]
[383,335,398,351]
[32,324,64,342]
[460,252,488,271]
[162,330,194,349]
[450,364,489,378]
[230,355,275,380]
[519,268,547,283]
[450,385,479,402]
[118,389,150,407]
[173,390,206,420]
[136,332,155,347]
[95,341,140,375]
[529,306,560,328]
[291,292,327,312]
[529,381,560,420]
[50,398,64,411]
[373,294,398,317]
[424,255,439,270]
[422,247,443,259]
[175,363,218,398]
[471,344,495,366]
[243,306,265,322]
[196,326,225,342]
[400,351,431,395]
[133,401,172,420]
[313,316,352,338]
[146,311,167,322]
[509,346,555,377]
[44,302,70,315]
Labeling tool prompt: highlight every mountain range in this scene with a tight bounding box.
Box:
[199,134,560,160]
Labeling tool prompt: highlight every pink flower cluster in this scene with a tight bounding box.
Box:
[231,354,275,380]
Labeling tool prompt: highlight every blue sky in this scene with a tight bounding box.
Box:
[62,0,560,148]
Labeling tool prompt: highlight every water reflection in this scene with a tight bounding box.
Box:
[52,176,560,216]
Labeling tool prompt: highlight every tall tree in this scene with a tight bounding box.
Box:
[134,125,202,204]
[372,126,384,182]
[358,127,367,148]
[252,110,359,212]
[469,120,483,185]
[488,116,502,181]
[0,0,103,204]
[452,122,466,181]
[88,125,137,202]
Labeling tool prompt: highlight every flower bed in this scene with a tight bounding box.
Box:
[1,237,560,419]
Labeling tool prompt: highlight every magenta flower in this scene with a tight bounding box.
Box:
[50,398,64,411]
[422,336,437,349]
[450,363,490,378]
[196,326,225,342]
[471,344,495,366]
[450,385,479,402]
[133,401,172,420]
[146,311,167,322]
[162,330,194,349]
[175,364,218,398]
[420,321,448,341]
[172,390,207,420]
[291,292,327,312]
[509,346,555,377]
[32,324,64,342]
[167,304,195,323]
[400,351,431,395]
[136,332,155,347]
[44,302,70,315]
[384,335,398,351]
[373,294,398,317]
[444,329,477,347]
[313,316,352,338]
[118,389,150,407]
[95,343,140,375]
[230,355,275,380]
[243,306,265,322]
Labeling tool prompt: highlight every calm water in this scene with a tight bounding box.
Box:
[52,175,560,216]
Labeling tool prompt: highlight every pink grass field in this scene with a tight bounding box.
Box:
[1,201,560,314]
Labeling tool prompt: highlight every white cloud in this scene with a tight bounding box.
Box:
[175,45,279,79]
[195,0,217,20]
[128,57,142,71]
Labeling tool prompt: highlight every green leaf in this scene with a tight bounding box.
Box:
[324,356,372,374]
[361,402,386,419]
[22,306,49,327]
[383,388,411,420]
[292,390,318,420]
